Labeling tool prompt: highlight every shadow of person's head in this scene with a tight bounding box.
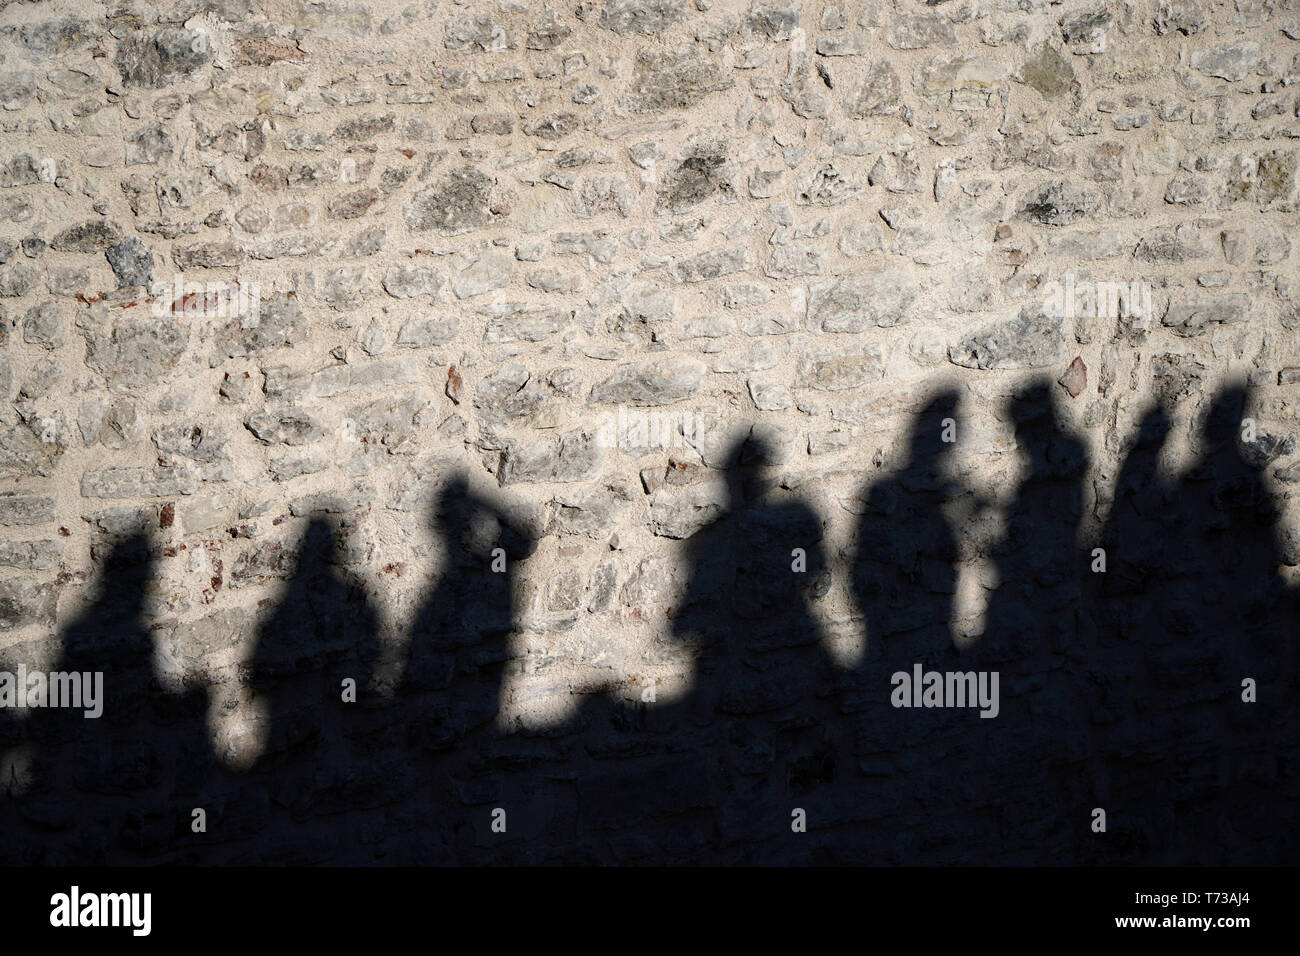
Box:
[907,389,961,461]
[1007,380,1055,436]
[64,530,156,673]
[721,429,780,511]
[431,473,536,566]
[1202,383,1249,454]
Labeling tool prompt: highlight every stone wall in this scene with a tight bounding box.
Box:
[0,0,1298,863]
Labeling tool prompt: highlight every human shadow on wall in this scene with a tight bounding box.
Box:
[1086,385,1298,865]
[559,431,838,864]
[5,384,1299,866]
[6,532,217,864]
[969,381,1091,863]
[239,516,384,864]
[400,475,539,863]
[846,389,964,863]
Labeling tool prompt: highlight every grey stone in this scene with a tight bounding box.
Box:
[886,13,956,49]
[398,313,460,347]
[915,56,1004,109]
[106,238,154,288]
[51,220,120,253]
[818,34,868,56]
[18,17,94,56]
[81,466,197,498]
[796,345,886,390]
[173,241,244,270]
[765,245,825,278]
[22,303,66,351]
[780,60,830,119]
[474,364,550,424]
[212,294,308,360]
[600,0,687,35]
[0,265,39,296]
[1019,181,1099,226]
[0,579,56,631]
[405,167,494,236]
[230,539,294,588]
[152,421,229,463]
[622,287,679,326]
[82,314,189,388]
[451,254,513,298]
[810,272,917,331]
[78,397,146,449]
[840,221,883,255]
[345,395,431,454]
[0,426,56,479]
[845,60,901,117]
[552,485,633,537]
[1256,150,1296,205]
[591,358,705,405]
[444,15,512,51]
[1155,2,1208,36]
[383,264,441,299]
[320,265,370,310]
[620,554,679,608]
[0,540,61,571]
[722,284,773,309]
[327,188,383,220]
[744,0,803,40]
[245,408,327,445]
[587,560,618,612]
[650,482,728,538]
[1021,43,1074,98]
[670,246,750,282]
[157,608,252,669]
[739,313,800,336]
[0,71,36,111]
[499,431,606,484]
[1058,9,1113,47]
[0,493,55,526]
[115,28,211,87]
[528,12,574,48]
[748,380,793,410]
[1135,225,1209,263]
[949,307,1066,370]
[126,123,176,165]
[573,176,636,218]
[1241,429,1294,469]
[627,47,733,112]
[1161,295,1249,337]
[545,567,585,611]
[1190,43,1259,82]
[296,1,373,38]
[524,112,583,140]
[797,163,860,206]
[657,154,735,214]
[0,155,39,188]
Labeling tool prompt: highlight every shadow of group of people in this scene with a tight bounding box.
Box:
[1,378,1297,865]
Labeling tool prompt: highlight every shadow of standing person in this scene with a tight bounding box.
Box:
[847,390,962,863]
[975,380,1090,863]
[403,475,538,863]
[564,430,835,864]
[704,431,836,863]
[243,516,382,863]
[1158,386,1294,863]
[1085,401,1177,864]
[1090,385,1298,864]
[19,530,217,863]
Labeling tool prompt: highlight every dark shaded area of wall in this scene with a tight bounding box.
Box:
[1,379,1297,865]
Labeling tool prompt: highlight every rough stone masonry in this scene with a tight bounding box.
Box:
[0,0,1297,862]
